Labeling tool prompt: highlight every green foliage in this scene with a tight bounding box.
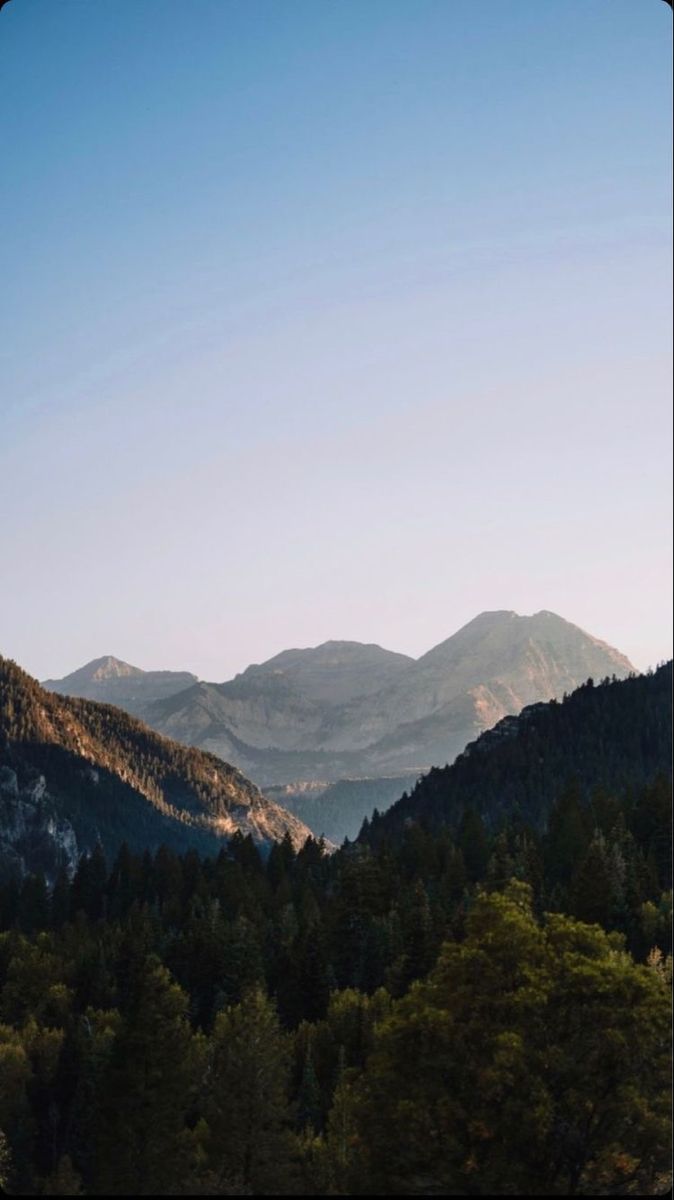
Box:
[94,959,198,1194]
[0,665,670,1194]
[342,885,671,1195]
[200,987,295,1194]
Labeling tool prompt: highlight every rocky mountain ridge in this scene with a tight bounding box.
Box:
[44,611,634,788]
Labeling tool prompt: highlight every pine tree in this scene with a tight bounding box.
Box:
[569,831,615,928]
[94,959,196,1194]
[18,874,49,934]
[296,1047,322,1134]
[203,987,294,1194]
[297,925,330,1023]
[544,784,590,890]
[458,808,489,882]
[49,868,71,929]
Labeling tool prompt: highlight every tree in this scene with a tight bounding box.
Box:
[458,808,490,882]
[569,831,615,928]
[341,883,671,1195]
[18,874,49,934]
[70,845,107,921]
[202,987,295,1194]
[0,1129,10,1190]
[296,925,330,1023]
[545,785,590,891]
[296,1047,322,1134]
[94,959,197,1194]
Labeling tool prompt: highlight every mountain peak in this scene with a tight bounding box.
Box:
[81,655,144,681]
[42,655,144,687]
[42,658,198,718]
[416,609,634,677]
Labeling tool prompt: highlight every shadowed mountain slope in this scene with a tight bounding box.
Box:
[1,656,312,880]
[360,662,672,846]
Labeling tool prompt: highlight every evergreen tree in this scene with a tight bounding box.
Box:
[569,831,615,928]
[296,1047,322,1134]
[18,874,49,934]
[95,959,196,1194]
[203,987,294,1194]
[458,808,489,882]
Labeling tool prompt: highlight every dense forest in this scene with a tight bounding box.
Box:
[0,667,671,1194]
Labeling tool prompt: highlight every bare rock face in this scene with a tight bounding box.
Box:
[0,766,79,882]
[41,612,634,797]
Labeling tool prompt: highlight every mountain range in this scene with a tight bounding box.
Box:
[0,656,312,881]
[43,611,634,797]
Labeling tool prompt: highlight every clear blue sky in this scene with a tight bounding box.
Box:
[1,0,671,681]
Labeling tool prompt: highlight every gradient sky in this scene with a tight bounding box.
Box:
[1,0,671,682]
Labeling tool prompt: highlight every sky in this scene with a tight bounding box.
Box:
[0,0,671,682]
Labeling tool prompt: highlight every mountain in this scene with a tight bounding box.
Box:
[0,656,312,880]
[140,611,634,784]
[43,612,635,792]
[265,773,422,844]
[237,641,414,705]
[43,655,198,717]
[361,661,672,846]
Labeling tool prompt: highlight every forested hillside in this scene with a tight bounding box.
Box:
[363,663,672,844]
[0,656,311,878]
[0,667,670,1194]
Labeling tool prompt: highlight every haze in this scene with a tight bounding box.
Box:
[1,0,671,681]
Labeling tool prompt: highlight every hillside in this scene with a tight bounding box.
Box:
[0,656,312,880]
[1,665,670,1197]
[361,662,672,846]
[45,611,636,787]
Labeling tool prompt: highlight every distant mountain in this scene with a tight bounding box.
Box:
[361,662,672,847]
[265,773,422,844]
[238,641,413,705]
[142,612,634,784]
[43,612,635,791]
[43,655,197,717]
[1,656,312,880]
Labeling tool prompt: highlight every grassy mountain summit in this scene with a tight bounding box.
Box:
[43,611,636,790]
[0,655,312,879]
